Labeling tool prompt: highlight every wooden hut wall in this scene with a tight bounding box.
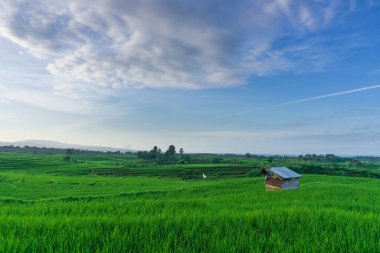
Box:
[265,176,282,190]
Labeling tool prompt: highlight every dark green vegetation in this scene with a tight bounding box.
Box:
[1,151,380,252]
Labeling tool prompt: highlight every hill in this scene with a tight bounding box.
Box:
[0,139,133,152]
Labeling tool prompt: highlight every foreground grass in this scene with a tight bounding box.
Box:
[1,153,380,252]
[0,175,379,252]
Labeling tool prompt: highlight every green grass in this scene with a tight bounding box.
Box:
[0,153,260,178]
[1,153,380,252]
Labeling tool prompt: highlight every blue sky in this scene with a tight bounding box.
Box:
[0,0,380,154]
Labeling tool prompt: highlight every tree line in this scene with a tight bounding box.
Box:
[136,145,191,164]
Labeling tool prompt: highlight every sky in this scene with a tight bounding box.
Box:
[0,0,380,155]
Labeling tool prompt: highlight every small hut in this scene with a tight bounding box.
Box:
[262,167,301,190]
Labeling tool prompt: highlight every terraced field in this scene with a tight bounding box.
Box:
[0,152,262,180]
[89,164,259,178]
[1,152,380,252]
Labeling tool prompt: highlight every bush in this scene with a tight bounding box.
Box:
[210,157,223,164]
[177,159,187,164]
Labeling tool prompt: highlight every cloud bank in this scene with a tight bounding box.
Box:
[0,0,353,89]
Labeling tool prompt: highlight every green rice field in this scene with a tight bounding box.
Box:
[0,153,380,252]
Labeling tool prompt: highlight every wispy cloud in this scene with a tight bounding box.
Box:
[0,112,13,121]
[222,84,380,118]
[185,130,294,140]
[254,84,380,111]
[0,84,89,113]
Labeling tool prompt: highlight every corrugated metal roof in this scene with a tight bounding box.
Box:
[269,167,301,179]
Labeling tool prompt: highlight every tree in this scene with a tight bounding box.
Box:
[325,154,337,162]
[179,148,184,156]
[304,154,312,160]
[148,146,160,160]
[165,145,176,157]
[137,151,149,159]
[245,153,252,159]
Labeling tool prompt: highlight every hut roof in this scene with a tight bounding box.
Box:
[269,167,301,179]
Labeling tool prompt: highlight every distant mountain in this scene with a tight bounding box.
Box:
[0,140,134,153]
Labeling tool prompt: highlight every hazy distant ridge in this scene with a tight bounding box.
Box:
[0,140,133,153]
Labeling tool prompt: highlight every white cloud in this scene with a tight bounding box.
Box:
[0,0,351,90]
